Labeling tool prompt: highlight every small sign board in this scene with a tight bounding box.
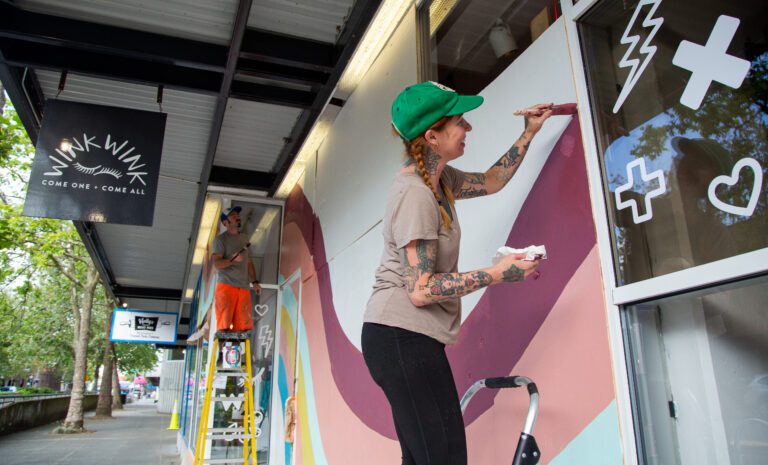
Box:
[110,309,178,345]
[23,100,166,226]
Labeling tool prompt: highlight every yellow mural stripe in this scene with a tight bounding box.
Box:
[297,357,315,465]
[280,306,297,363]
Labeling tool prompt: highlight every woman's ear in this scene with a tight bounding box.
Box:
[424,129,439,146]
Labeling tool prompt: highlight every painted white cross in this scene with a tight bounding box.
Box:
[615,158,667,224]
[672,15,751,110]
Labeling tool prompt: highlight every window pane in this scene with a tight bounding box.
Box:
[419,0,562,93]
[624,275,768,465]
[578,1,768,285]
[234,203,282,286]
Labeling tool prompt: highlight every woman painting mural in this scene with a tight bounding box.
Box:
[362,81,552,465]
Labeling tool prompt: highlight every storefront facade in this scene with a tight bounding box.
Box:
[175,1,766,464]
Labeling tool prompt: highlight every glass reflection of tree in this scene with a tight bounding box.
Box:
[630,51,767,252]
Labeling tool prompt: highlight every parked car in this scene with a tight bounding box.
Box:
[0,386,18,393]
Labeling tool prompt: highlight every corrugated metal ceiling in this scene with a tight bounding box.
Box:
[248,0,355,43]
[214,98,302,172]
[17,0,358,45]
[15,0,238,45]
[4,0,379,325]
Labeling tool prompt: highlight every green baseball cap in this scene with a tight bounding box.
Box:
[391,81,484,141]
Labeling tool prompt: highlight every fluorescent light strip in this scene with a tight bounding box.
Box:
[275,0,414,198]
[429,0,457,35]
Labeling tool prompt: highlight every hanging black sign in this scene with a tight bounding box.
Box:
[22,100,166,226]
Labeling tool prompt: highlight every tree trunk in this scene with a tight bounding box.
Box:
[0,82,5,113]
[111,354,123,410]
[92,361,101,394]
[94,306,115,417]
[60,266,98,432]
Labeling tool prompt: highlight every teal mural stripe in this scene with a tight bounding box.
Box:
[549,401,622,465]
[277,356,290,465]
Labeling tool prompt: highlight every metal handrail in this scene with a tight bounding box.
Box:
[0,393,72,408]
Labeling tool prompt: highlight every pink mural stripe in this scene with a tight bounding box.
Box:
[451,118,597,424]
[284,189,396,437]
[283,117,597,438]
[282,224,401,464]
[465,246,615,464]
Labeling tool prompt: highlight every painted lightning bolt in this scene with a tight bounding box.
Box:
[259,325,274,356]
[613,0,664,113]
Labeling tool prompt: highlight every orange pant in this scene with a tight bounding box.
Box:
[214,283,253,332]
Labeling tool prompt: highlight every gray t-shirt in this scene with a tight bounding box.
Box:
[212,232,250,289]
[364,165,464,345]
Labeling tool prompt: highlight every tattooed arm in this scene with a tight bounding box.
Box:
[401,239,539,307]
[455,104,553,199]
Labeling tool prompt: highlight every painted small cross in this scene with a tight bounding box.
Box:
[672,15,751,110]
[615,158,667,224]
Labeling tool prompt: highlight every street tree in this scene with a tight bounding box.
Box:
[0,102,104,432]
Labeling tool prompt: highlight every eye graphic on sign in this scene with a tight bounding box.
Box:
[613,0,664,113]
[707,157,763,217]
[46,134,149,186]
[73,163,123,179]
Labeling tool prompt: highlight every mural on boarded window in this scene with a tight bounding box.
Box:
[271,20,621,465]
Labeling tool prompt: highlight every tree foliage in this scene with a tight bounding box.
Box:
[0,101,160,406]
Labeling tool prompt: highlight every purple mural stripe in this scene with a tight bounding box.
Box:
[285,186,398,438]
[283,117,596,438]
[450,118,597,424]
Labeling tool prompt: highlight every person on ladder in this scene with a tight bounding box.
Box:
[212,206,262,335]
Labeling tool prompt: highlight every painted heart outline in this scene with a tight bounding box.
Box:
[254,304,269,316]
[707,157,763,217]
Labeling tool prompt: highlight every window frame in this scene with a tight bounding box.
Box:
[562,1,768,464]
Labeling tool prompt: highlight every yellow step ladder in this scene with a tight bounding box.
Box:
[194,332,258,465]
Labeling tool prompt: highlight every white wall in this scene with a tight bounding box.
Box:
[315,17,579,347]
[314,8,419,348]
[451,20,577,318]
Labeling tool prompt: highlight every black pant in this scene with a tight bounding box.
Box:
[362,322,467,465]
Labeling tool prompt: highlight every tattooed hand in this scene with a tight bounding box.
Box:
[494,253,540,282]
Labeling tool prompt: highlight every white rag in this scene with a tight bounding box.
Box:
[492,245,547,265]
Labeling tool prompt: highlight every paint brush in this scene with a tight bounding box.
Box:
[514,103,577,116]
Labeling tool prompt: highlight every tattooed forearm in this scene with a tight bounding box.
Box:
[463,172,485,184]
[492,146,521,170]
[501,264,525,282]
[457,185,487,199]
[518,133,531,151]
[424,271,493,299]
[456,172,488,199]
[401,240,495,303]
[490,146,522,184]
